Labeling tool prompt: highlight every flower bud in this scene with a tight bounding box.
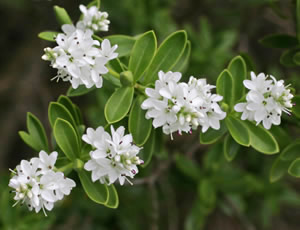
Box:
[120,71,134,87]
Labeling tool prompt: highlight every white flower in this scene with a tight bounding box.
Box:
[83,126,143,186]
[234,71,294,129]
[42,25,117,89]
[141,71,226,138]
[78,5,110,32]
[9,151,76,216]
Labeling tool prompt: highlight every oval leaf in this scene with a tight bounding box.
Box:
[245,121,279,154]
[223,134,240,162]
[77,170,109,205]
[174,153,201,181]
[48,102,77,130]
[225,116,250,147]
[172,40,191,72]
[280,141,300,161]
[53,6,72,25]
[288,158,300,178]
[270,157,291,182]
[105,35,136,57]
[228,56,247,104]
[143,30,187,84]
[105,86,134,123]
[200,120,227,144]
[259,34,298,49]
[67,85,96,97]
[38,31,59,42]
[292,95,300,118]
[139,129,156,167]
[129,31,157,82]
[280,48,300,67]
[53,118,80,161]
[58,95,80,125]
[104,185,119,209]
[129,96,152,146]
[216,69,233,107]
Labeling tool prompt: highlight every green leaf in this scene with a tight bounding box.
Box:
[77,170,109,205]
[259,34,298,49]
[293,52,300,65]
[105,35,136,57]
[67,85,96,97]
[216,69,233,107]
[109,58,124,74]
[280,141,300,161]
[53,6,72,25]
[19,112,49,152]
[225,116,250,147]
[143,30,187,84]
[270,157,290,183]
[198,179,216,207]
[228,56,247,103]
[129,96,152,146]
[129,31,157,82]
[172,40,191,72]
[223,134,240,162]
[245,121,279,154]
[199,120,227,144]
[53,119,80,161]
[288,158,300,177]
[139,129,156,167]
[38,31,58,42]
[292,95,300,118]
[87,0,101,9]
[280,48,300,67]
[104,86,134,123]
[104,185,119,208]
[297,0,300,43]
[48,102,77,129]
[58,95,80,125]
[174,153,201,181]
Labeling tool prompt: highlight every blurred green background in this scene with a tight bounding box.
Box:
[0,0,299,229]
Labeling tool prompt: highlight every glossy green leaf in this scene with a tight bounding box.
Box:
[19,112,49,152]
[225,116,250,146]
[245,121,279,154]
[228,56,247,103]
[270,157,290,183]
[109,58,124,74]
[172,40,191,72]
[105,86,134,123]
[223,134,240,162]
[200,120,227,144]
[280,141,300,161]
[87,0,100,9]
[38,31,58,42]
[216,69,233,106]
[77,170,109,205]
[129,31,157,82]
[53,6,72,25]
[48,102,76,129]
[67,85,96,97]
[259,34,298,49]
[105,35,136,57]
[288,158,300,177]
[198,179,216,206]
[53,118,80,161]
[280,48,300,67]
[292,95,300,118]
[58,95,80,125]
[139,129,156,167]
[129,96,152,146]
[174,153,201,181]
[105,185,119,209]
[143,30,187,84]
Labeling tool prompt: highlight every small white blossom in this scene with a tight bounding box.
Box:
[83,126,143,186]
[9,151,76,216]
[234,72,294,129]
[78,5,110,32]
[141,71,226,138]
[42,24,118,89]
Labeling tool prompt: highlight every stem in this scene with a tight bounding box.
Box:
[108,67,120,79]
[56,162,73,173]
[134,83,146,95]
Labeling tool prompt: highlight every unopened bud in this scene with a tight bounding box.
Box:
[120,71,134,87]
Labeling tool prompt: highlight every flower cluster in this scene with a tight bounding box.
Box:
[234,72,294,129]
[83,126,143,185]
[141,71,226,138]
[8,151,76,215]
[78,4,110,32]
[42,6,118,89]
